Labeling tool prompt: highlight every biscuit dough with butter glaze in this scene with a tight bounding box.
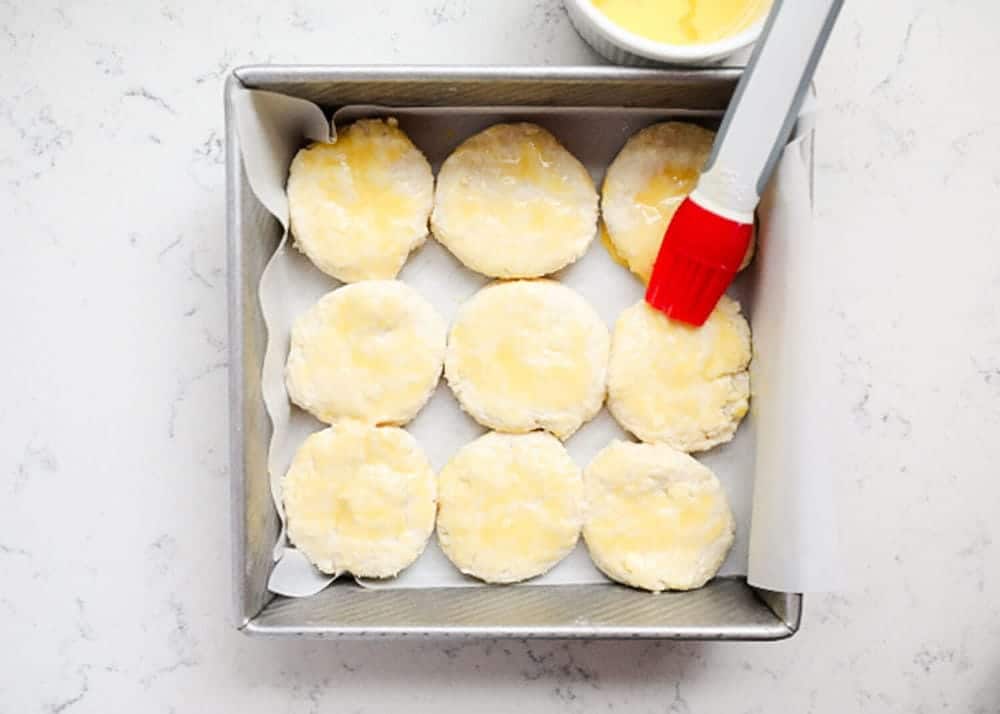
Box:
[286,281,446,426]
[437,431,583,583]
[282,421,436,578]
[608,296,750,452]
[603,122,738,283]
[431,123,599,278]
[583,440,734,592]
[445,280,610,440]
[288,118,433,282]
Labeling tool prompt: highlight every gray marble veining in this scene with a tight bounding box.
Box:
[2,0,999,711]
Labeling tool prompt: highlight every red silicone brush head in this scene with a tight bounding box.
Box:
[645,196,753,326]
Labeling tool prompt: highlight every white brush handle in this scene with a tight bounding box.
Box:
[694,0,843,220]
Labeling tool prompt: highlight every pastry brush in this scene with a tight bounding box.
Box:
[645,0,844,325]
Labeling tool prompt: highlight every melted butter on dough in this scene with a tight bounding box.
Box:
[602,122,716,283]
[598,219,630,270]
[583,440,734,592]
[445,280,610,439]
[607,296,750,452]
[286,280,446,426]
[431,123,598,278]
[288,118,433,282]
[282,421,436,578]
[437,431,583,583]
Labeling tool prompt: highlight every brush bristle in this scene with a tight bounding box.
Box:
[645,251,735,326]
[645,196,753,326]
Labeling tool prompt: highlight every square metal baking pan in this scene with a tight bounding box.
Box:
[226,65,803,639]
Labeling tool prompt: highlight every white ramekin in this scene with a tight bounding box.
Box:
[564,0,767,66]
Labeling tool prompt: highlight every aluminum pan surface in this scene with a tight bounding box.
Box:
[226,66,803,639]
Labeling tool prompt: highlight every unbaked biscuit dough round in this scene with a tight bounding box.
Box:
[431,122,599,278]
[437,431,583,583]
[287,118,433,283]
[583,440,735,592]
[286,280,446,426]
[602,122,755,282]
[282,421,437,577]
[607,296,750,452]
[445,280,610,440]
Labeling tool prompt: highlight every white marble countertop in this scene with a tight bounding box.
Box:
[3,0,999,711]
